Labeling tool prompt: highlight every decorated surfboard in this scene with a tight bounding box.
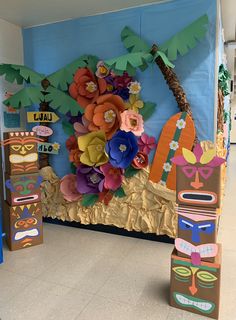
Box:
[149,112,195,190]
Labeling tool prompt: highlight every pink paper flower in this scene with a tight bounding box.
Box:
[120,110,144,136]
[100,163,123,191]
[60,174,81,202]
[73,115,89,137]
[137,133,156,155]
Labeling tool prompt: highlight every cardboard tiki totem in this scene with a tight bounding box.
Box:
[169,143,225,319]
[2,131,43,251]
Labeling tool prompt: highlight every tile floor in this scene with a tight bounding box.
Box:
[0,146,236,320]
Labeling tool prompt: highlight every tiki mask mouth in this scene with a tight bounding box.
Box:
[14,195,39,204]
[14,228,39,241]
[178,190,217,205]
[175,238,218,259]
[173,292,215,314]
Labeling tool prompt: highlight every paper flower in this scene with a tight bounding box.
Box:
[78,131,108,167]
[176,119,186,129]
[53,143,60,151]
[163,162,172,172]
[98,190,113,205]
[105,130,138,169]
[96,61,110,78]
[60,174,82,202]
[169,140,179,151]
[73,115,89,137]
[69,68,107,108]
[125,94,144,113]
[137,133,156,155]
[66,135,78,151]
[84,94,125,140]
[132,152,148,169]
[128,81,141,94]
[77,165,104,194]
[100,163,123,191]
[69,149,81,167]
[114,72,132,89]
[120,110,144,136]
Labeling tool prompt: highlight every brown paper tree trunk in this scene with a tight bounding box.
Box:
[151,44,198,144]
[39,101,50,168]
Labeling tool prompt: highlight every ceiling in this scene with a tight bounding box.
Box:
[0,0,164,28]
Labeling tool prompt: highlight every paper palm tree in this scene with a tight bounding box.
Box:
[105,14,209,141]
[0,55,98,167]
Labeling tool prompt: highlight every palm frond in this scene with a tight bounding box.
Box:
[121,26,150,53]
[3,87,45,109]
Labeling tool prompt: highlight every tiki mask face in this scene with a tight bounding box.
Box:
[2,132,43,175]
[4,203,43,251]
[5,174,42,206]
[172,144,225,208]
[170,248,221,319]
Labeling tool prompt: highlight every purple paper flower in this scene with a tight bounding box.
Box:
[77,165,104,194]
[105,130,138,169]
[66,111,82,124]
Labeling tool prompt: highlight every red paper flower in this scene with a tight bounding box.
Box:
[137,133,156,155]
[69,149,81,167]
[69,68,107,108]
[66,135,78,151]
[132,151,148,169]
[99,190,113,205]
[100,163,123,191]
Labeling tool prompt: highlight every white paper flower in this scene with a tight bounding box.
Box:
[163,162,172,172]
[128,81,141,94]
[176,119,186,129]
[159,180,167,187]
[169,140,179,151]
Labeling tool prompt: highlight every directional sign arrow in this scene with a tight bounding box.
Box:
[27,112,60,123]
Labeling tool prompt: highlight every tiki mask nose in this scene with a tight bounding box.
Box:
[189,267,198,296]
[20,146,27,155]
[190,171,203,189]
[189,284,198,295]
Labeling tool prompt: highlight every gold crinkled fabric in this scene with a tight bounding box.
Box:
[40,166,177,238]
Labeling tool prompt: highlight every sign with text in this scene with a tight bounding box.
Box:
[38,142,60,155]
[27,112,59,123]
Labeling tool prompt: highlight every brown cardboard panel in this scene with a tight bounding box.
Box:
[3,202,43,251]
[3,132,40,175]
[176,165,222,208]
[170,247,221,319]
[5,173,42,206]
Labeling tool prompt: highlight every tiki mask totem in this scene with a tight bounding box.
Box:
[2,132,43,175]
[3,203,43,251]
[170,248,221,319]
[5,173,42,206]
[172,144,225,208]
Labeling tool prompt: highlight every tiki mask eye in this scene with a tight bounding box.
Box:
[182,166,197,178]
[173,266,191,277]
[198,223,215,233]
[15,185,24,192]
[197,271,217,282]
[198,167,214,179]
[11,145,22,152]
[27,183,35,190]
[179,219,194,230]
[26,218,36,225]
[24,144,34,151]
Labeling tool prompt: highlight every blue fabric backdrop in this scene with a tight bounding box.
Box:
[23,0,217,177]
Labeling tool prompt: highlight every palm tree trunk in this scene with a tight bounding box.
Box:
[39,101,50,168]
[151,44,198,144]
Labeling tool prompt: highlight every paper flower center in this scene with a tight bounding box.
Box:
[96,144,103,152]
[129,118,137,127]
[104,110,116,123]
[89,173,101,184]
[135,154,145,164]
[129,81,141,94]
[86,81,97,93]
[119,144,127,152]
[106,84,113,92]
[99,66,108,75]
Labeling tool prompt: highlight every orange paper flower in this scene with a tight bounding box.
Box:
[69,149,81,167]
[69,68,107,108]
[84,94,125,140]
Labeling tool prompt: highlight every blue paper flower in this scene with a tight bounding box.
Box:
[105,130,138,169]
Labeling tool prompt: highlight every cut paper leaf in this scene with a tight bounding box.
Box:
[45,86,84,115]
[113,187,126,198]
[159,14,209,61]
[149,112,195,190]
[200,149,216,164]
[62,120,74,136]
[121,26,150,53]
[124,165,140,178]
[0,64,45,85]
[182,148,196,164]
[3,87,45,109]
[81,194,99,207]
[139,102,157,121]
[105,52,153,75]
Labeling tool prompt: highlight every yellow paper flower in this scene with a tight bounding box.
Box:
[78,131,108,167]
[124,94,144,113]
[53,143,60,151]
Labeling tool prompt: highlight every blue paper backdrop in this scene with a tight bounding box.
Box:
[23,0,217,177]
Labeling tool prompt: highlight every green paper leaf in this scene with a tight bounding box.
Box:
[105,52,152,75]
[124,166,140,178]
[121,26,150,53]
[139,102,157,120]
[81,194,99,207]
[70,163,77,174]
[62,120,74,136]
[44,86,84,116]
[3,87,45,109]
[11,65,45,85]
[0,64,24,84]
[153,51,175,68]
[113,187,126,198]
[159,14,209,61]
